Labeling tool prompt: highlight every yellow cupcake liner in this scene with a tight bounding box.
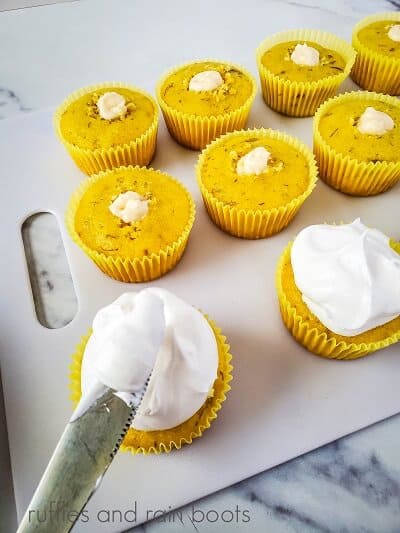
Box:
[54,82,159,175]
[351,12,400,95]
[256,29,356,117]
[196,128,318,239]
[65,165,195,282]
[69,317,233,454]
[314,91,400,196]
[276,241,400,360]
[156,59,257,150]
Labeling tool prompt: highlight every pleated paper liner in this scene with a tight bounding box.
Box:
[276,241,400,360]
[69,317,233,454]
[196,128,318,239]
[255,29,356,117]
[65,166,195,283]
[351,12,400,95]
[313,91,400,196]
[156,59,257,150]
[54,82,159,175]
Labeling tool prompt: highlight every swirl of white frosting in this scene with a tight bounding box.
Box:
[388,24,400,42]
[236,147,270,176]
[80,288,219,431]
[97,91,127,120]
[291,219,400,336]
[189,70,224,91]
[109,191,149,224]
[290,43,319,66]
[357,107,394,136]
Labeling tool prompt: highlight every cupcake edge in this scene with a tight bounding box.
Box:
[255,29,356,117]
[276,240,400,360]
[351,12,400,95]
[156,59,257,150]
[65,165,196,282]
[54,82,159,175]
[69,316,233,454]
[313,91,400,196]
[196,128,318,239]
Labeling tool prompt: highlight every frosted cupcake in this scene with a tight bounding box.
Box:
[70,288,233,454]
[351,12,400,95]
[156,60,257,149]
[314,91,400,196]
[276,219,400,359]
[196,128,318,238]
[66,166,195,282]
[54,83,158,175]
[256,29,356,117]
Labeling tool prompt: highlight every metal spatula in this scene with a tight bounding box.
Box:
[17,382,148,533]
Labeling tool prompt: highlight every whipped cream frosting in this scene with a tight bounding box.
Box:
[80,288,219,431]
[291,219,400,336]
[357,107,394,136]
[236,147,270,175]
[109,191,149,224]
[189,70,224,91]
[388,24,400,42]
[290,43,320,66]
[97,91,127,120]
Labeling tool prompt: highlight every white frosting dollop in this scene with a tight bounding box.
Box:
[71,291,166,422]
[388,24,400,42]
[236,147,270,176]
[357,107,394,136]
[290,43,320,66]
[291,219,400,336]
[97,91,127,120]
[81,289,219,431]
[109,191,149,224]
[189,70,224,91]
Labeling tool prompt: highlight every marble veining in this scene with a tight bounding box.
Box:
[1,0,400,531]
[0,88,30,119]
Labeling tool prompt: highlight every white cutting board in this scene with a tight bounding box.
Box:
[1,95,400,531]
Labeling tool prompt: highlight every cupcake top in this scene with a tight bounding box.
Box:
[158,60,255,116]
[80,289,219,431]
[356,18,400,59]
[291,219,400,336]
[59,85,157,150]
[261,40,346,82]
[317,94,400,162]
[197,129,316,210]
[72,166,194,258]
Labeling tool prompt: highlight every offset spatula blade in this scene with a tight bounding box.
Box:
[17,386,141,532]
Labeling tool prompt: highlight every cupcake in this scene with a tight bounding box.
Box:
[314,91,400,196]
[196,128,318,239]
[156,60,257,150]
[70,288,233,454]
[256,29,356,117]
[66,165,195,282]
[276,219,400,360]
[351,12,400,95]
[54,83,158,175]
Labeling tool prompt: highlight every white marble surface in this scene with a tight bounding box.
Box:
[1,0,400,531]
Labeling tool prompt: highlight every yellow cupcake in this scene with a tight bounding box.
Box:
[351,12,400,95]
[196,128,318,239]
[54,83,158,175]
[256,29,356,117]
[276,232,400,360]
[66,166,195,282]
[156,60,257,150]
[314,91,400,196]
[70,317,233,455]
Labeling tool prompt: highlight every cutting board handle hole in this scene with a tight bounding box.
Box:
[21,212,78,329]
